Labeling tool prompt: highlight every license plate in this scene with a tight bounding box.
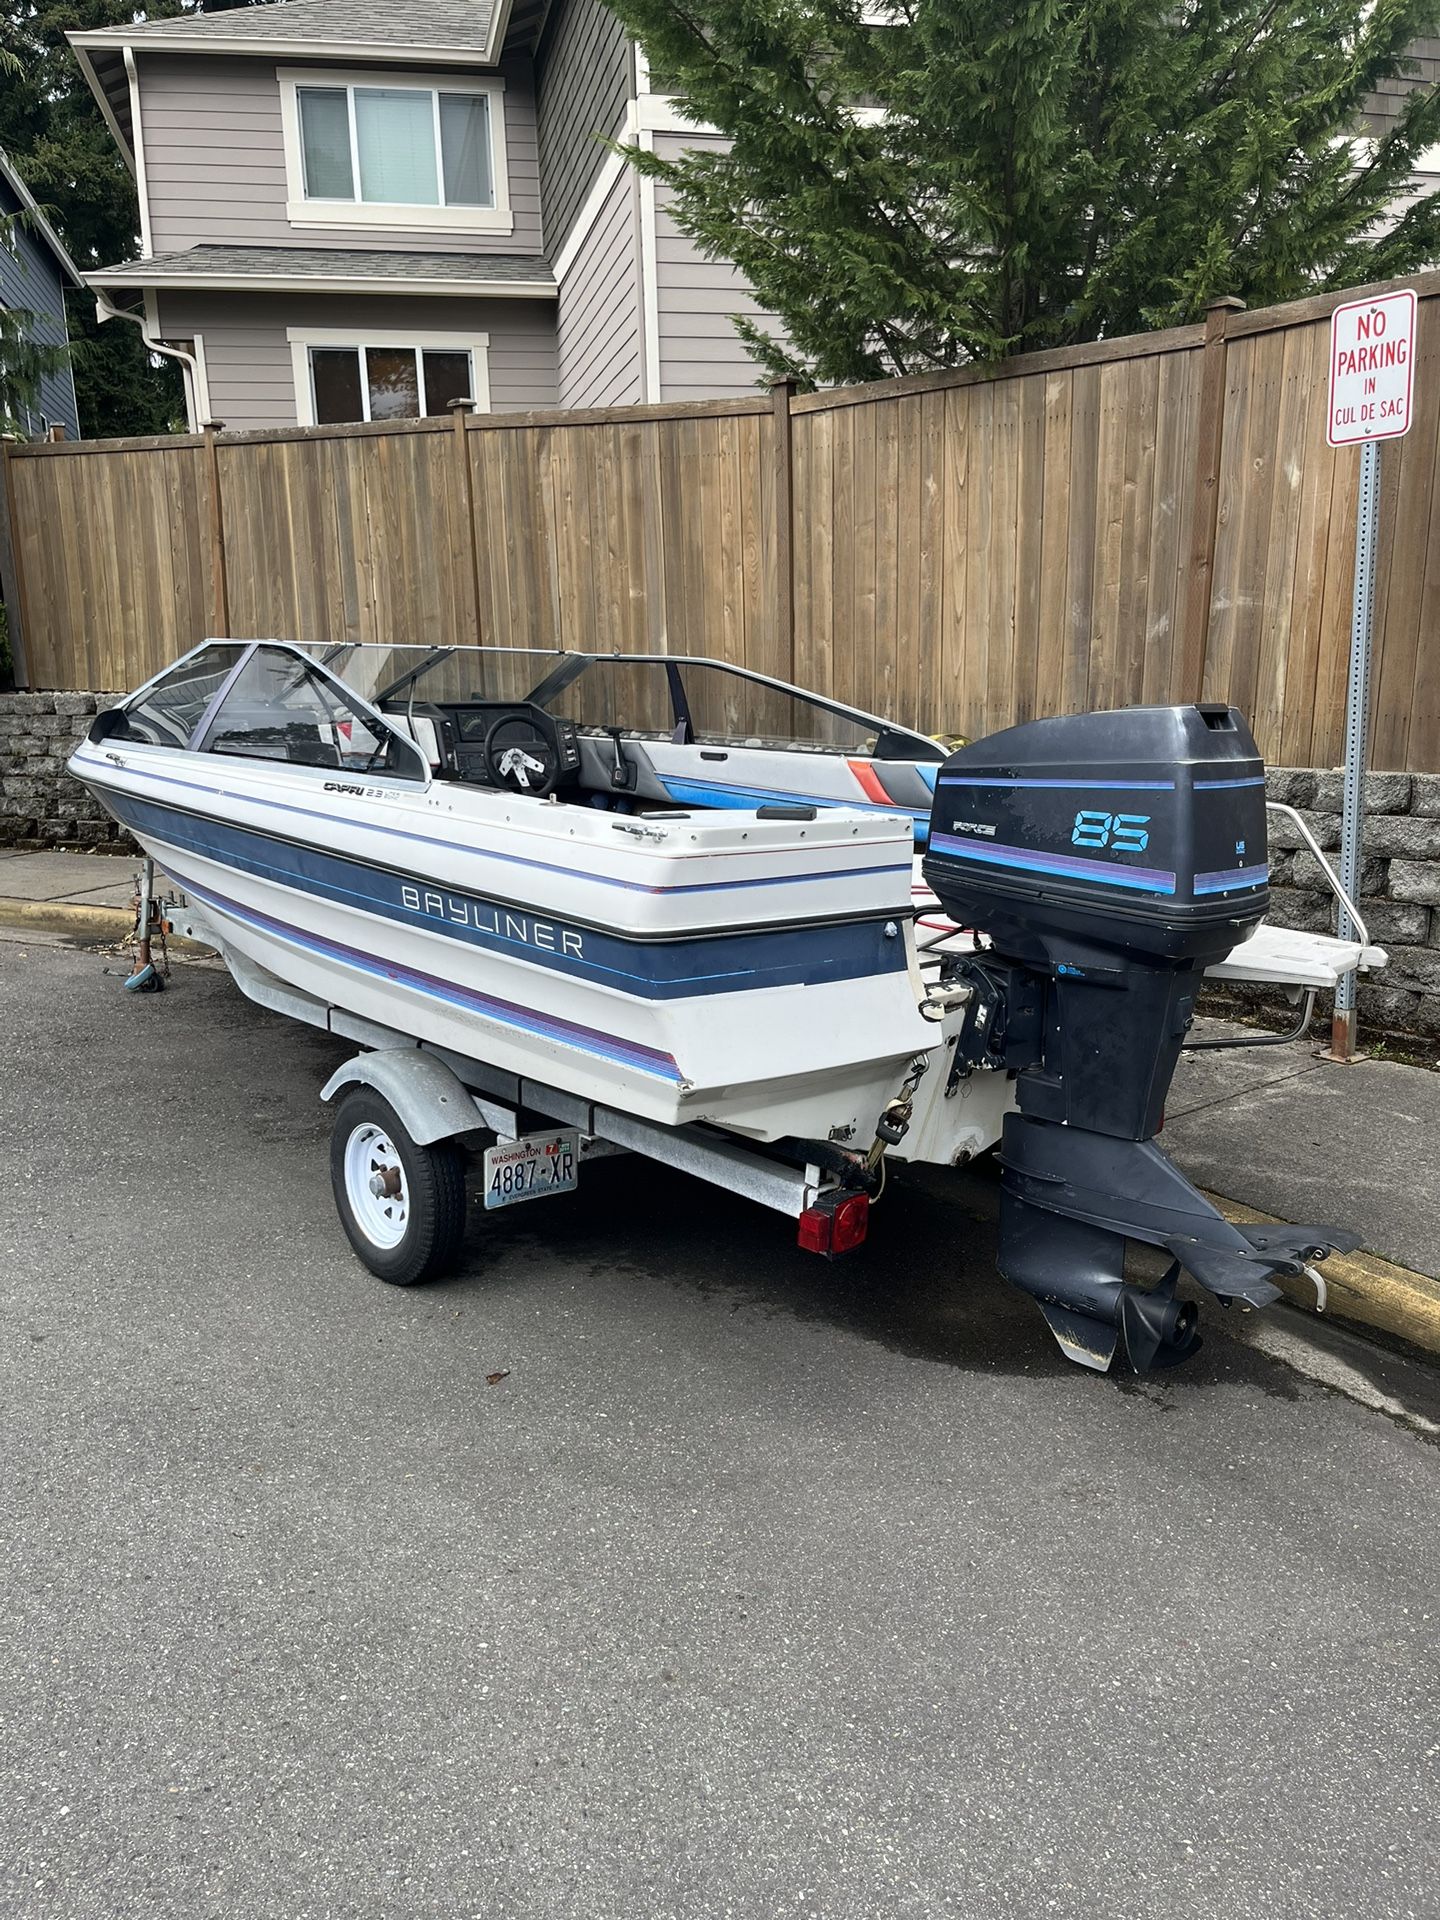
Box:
[483,1129,580,1210]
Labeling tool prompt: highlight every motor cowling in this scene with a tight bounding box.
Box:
[922,704,1356,1373]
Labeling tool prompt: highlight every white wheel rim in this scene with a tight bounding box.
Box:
[344,1122,410,1250]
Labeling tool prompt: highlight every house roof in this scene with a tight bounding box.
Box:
[87,243,557,300]
[0,147,84,291]
[71,0,505,57]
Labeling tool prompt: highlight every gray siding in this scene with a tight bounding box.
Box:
[556,167,642,407]
[156,288,557,429]
[652,135,783,402]
[536,0,632,258]
[0,178,80,437]
[1364,37,1440,139]
[139,52,544,257]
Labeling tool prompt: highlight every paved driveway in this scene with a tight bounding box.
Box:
[2,931,1437,1920]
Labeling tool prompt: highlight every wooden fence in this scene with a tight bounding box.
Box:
[2,271,1438,770]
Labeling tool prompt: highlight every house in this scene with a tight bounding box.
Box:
[0,147,82,440]
[1365,36,1440,214]
[67,0,776,432]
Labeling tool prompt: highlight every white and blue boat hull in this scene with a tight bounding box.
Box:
[71,738,943,1141]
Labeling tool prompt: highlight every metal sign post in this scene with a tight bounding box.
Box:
[1329,436,1379,1061]
[1322,289,1417,1062]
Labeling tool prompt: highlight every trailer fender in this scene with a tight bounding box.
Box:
[320,1049,480,1147]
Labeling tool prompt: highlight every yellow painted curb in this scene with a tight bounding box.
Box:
[1205,1190,1440,1356]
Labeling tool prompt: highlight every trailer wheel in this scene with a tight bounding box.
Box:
[330,1087,467,1286]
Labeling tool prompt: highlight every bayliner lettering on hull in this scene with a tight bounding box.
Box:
[400,883,585,960]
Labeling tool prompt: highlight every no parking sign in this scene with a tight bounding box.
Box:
[1325,282,1419,1055]
[1327,288,1416,447]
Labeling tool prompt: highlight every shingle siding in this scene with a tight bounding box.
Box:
[536,0,632,259]
[138,51,544,258]
[0,177,79,437]
[651,135,782,402]
[556,166,641,407]
[1363,38,1440,138]
[155,288,558,429]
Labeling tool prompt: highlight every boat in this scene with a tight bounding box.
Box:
[67,639,1382,1372]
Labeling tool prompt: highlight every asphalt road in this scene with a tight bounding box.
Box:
[2,931,1438,1920]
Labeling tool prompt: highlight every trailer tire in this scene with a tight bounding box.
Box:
[330,1087,467,1286]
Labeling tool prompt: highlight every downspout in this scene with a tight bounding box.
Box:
[123,47,153,259]
[93,284,206,431]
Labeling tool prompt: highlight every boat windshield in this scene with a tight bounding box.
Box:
[320,645,943,760]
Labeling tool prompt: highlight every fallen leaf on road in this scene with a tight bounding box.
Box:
[486,1371,510,1386]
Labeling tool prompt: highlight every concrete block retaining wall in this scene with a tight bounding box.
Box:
[2,691,1437,1037]
[0,691,133,850]
[1264,767,1440,1041]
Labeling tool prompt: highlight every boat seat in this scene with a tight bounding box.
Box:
[387,713,443,770]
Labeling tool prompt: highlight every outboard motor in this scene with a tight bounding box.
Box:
[923,704,1356,1372]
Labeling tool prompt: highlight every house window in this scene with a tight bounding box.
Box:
[310,345,473,423]
[280,70,512,233]
[298,84,494,208]
[288,329,491,426]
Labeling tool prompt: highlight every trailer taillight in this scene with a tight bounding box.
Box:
[797,1191,869,1257]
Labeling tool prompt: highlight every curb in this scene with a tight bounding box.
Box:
[0,897,215,955]
[1205,1190,1440,1358]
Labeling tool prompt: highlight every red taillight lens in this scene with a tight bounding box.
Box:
[831,1192,869,1252]
[796,1191,869,1256]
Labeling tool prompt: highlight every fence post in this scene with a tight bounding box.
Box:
[769,376,797,681]
[202,421,230,637]
[450,397,484,645]
[1180,296,1245,702]
[0,440,33,688]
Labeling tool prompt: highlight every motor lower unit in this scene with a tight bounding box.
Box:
[922,703,1357,1372]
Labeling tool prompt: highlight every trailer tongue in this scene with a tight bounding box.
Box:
[921,702,1358,1370]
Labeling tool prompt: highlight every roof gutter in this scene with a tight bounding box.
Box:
[87,270,558,300]
[67,32,506,64]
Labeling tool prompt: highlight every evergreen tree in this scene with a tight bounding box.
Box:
[606,0,1440,386]
[0,2,265,434]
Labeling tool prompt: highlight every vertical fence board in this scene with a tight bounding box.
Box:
[1034,372,1073,720]
[6,285,1440,767]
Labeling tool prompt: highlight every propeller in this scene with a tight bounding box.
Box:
[1117,1264,1201,1371]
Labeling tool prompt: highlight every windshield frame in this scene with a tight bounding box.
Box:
[348,644,945,762]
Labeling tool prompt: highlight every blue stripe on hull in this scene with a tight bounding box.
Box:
[169,864,684,1083]
[108,789,907,1000]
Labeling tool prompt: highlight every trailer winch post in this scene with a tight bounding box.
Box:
[1326,435,1380,1065]
[124,854,164,993]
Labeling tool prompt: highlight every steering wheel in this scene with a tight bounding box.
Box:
[483,708,563,797]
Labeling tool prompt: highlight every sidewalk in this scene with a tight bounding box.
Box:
[1167,1024,1440,1282]
[0,848,140,910]
[4,848,1438,1348]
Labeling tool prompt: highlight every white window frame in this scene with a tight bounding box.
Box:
[278,68,512,234]
[287,327,492,426]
